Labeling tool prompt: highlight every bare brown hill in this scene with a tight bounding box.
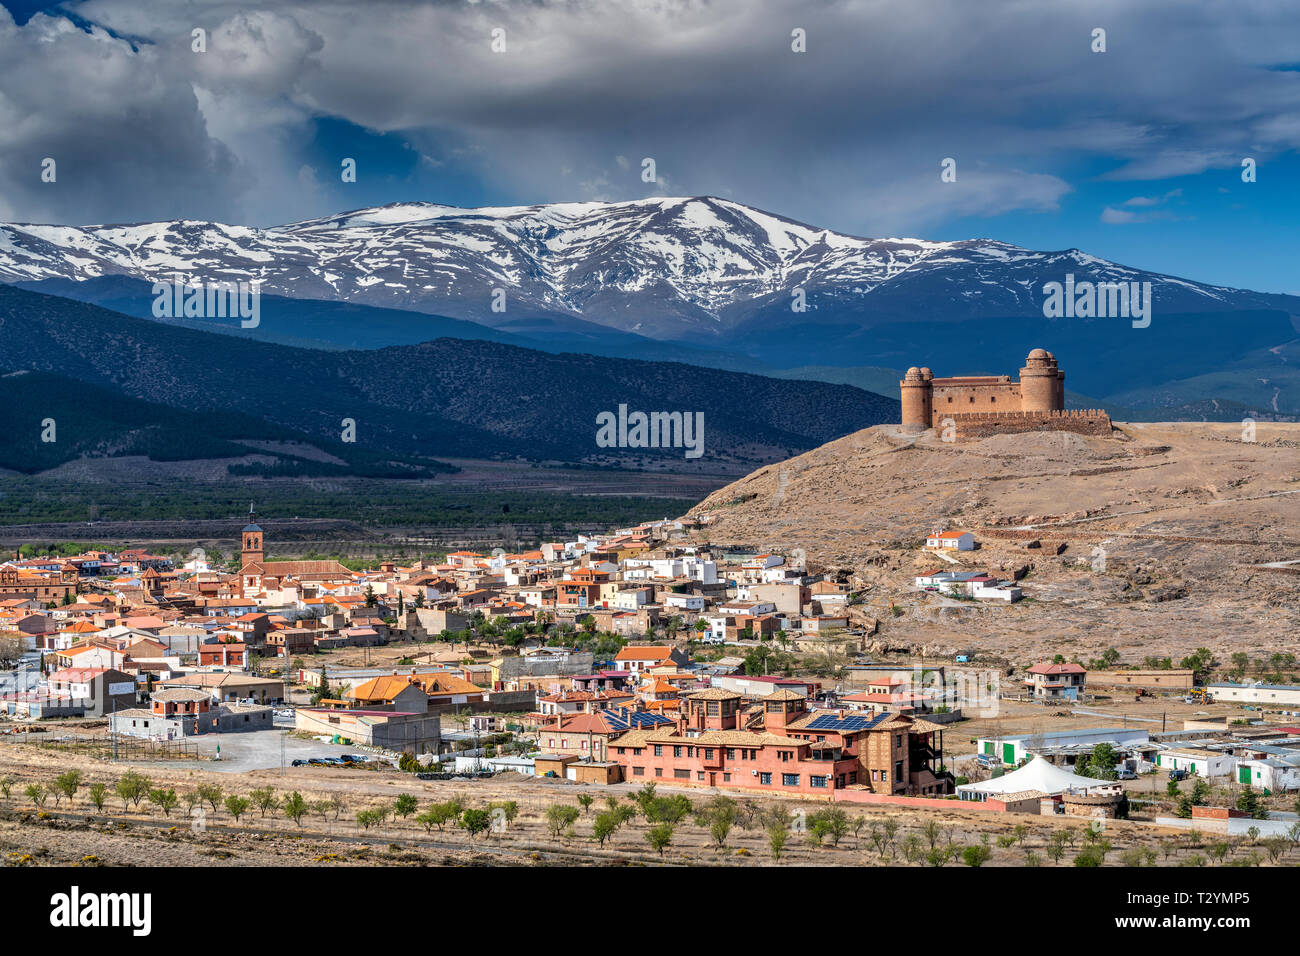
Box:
[687,423,1300,665]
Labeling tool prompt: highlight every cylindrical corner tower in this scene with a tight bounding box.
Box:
[1019,348,1057,413]
[899,366,933,430]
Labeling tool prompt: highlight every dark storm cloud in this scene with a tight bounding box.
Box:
[4,0,1299,231]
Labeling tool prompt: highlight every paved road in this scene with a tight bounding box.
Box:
[158,726,383,774]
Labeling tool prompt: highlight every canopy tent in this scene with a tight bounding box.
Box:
[957,755,1113,800]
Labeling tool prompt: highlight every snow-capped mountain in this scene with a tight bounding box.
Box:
[1,197,1291,343]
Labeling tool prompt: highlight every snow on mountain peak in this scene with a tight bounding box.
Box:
[0,197,1272,340]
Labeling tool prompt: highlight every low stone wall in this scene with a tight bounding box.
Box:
[834,790,1001,812]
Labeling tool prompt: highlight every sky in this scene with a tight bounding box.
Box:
[1,0,1298,293]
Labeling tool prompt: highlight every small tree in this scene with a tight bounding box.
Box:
[116,771,151,811]
[196,783,224,816]
[54,770,82,807]
[25,782,47,808]
[355,808,381,830]
[647,822,674,856]
[922,819,941,849]
[250,786,280,818]
[0,777,11,802]
[418,801,458,832]
[148,788,179,817]
[768,824,789,860]
[592,811,620,848]
[461,808,491,839]
[809,807,850,847]
[87,782,107,812]
[283,791,308,827]
[394,793,419,820]
[224,795,250,822]
[546,803,581,838]
[577,794,594,815]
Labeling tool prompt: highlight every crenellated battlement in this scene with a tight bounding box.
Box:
[940,408,1110,423]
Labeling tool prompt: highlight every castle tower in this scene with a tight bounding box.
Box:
[1048,350,1065,408]
[899,366,934,431]
[1019,348,1061,414]
[241,502,264,567]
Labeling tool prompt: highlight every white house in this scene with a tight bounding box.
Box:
[1236,757,1300,792]
[1154,748,1234,778]
[664,593,706,612]
[926,531,975,551]
[613,587,653,610]
[1209,682,1300,708]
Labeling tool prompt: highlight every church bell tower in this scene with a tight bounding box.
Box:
[241,503,264,567]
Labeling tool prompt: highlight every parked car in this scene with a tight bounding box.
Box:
[1168,769,1188,781]
[1116,770,1138,780]
[307,758,327,765]
[291,759,307,767]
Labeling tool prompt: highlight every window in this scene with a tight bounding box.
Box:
[895,760,904,781]
[726,748,736,760]
[704,749,714,760]
[617,747,625,755]
[881,768,888,783]
[654,745,663,756]
[781,773,800,787]
[723,773,731,782]
[849,771,858,784]
[632,766,645,776]
[895,735,903,748]
[696,772,705,781]
[655,767,663,777]
[674,769,690,779]
[810,775,827,788]
[633,747,643,756]
[760,772,772,785]
[673,746,682,758]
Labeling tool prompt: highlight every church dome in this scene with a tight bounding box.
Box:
[903,367,924,382]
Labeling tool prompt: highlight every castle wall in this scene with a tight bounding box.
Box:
[930,381,1021,424]
[937,409,1112,439]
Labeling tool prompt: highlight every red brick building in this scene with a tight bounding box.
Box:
[607,688,953,797]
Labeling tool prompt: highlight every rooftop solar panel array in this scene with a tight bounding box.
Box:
[805,712,891,732]
[602,708,673,731]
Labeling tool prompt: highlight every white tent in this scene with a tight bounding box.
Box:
[957,755,1113,800]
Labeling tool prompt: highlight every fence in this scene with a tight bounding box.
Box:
[4,732,202,762]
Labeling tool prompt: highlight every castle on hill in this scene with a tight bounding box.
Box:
[899,348,1111,439]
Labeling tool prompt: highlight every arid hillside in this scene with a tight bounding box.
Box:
[688,422,1300,664]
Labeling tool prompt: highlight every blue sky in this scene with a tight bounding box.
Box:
[2,0,1297,294]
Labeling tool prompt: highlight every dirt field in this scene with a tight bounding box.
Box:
[1,730,1294,868]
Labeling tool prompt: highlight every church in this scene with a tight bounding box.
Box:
[238,505,353,596]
